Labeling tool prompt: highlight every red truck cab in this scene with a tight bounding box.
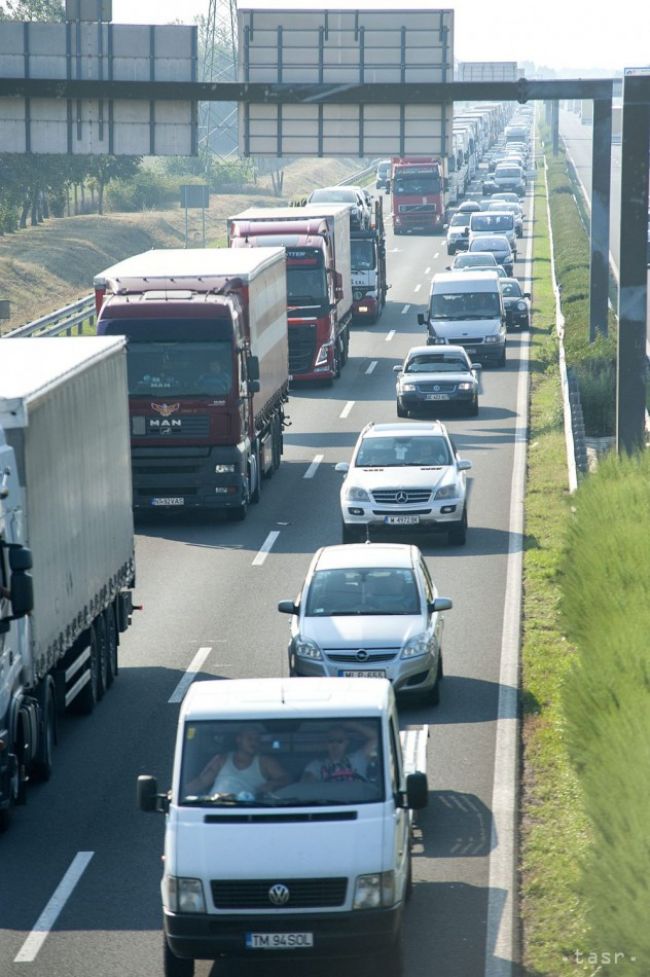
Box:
[391,157,445,235]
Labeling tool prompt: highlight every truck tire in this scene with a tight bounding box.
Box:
[94,614,109,700]
[272,414,282,472]
[250,453,261,504]
[72,625,100,715]
[31,680,56,782]
[104,604,118,687]
[164,936,194,977]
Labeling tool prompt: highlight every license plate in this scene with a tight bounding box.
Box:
[384,515,420,525]
[425,393,449,401]
[465,348,478,354]
[339,670,387,678]
[246,933,314,950]
[150,497,184,507]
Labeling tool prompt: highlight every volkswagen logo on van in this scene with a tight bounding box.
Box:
[268,883,290,906]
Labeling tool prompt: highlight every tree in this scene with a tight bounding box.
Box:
[0,1,64,21]
[86,156,142,215]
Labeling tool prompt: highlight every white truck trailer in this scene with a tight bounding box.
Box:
[0,337,137,831]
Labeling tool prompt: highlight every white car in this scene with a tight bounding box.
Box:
[336,421,472,546]
[445,212,470,255]
[278,542,452,703]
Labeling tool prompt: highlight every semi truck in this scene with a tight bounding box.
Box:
[138,677,428,977]
[351,198,389,324]
[94,248,289,519]
[390,157,446,234]
[228,203,353,383]
[0,337,137,831]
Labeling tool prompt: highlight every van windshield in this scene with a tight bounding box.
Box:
[430,291,501,319]
[179,718,384,807]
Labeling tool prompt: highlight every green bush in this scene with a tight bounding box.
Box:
[106,169,178,212]
[561,451,650,975]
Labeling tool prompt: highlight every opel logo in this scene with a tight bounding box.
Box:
[268,883,290,906]
[396,491,408,504]
[356,649,369,662]
[433,385,440,391]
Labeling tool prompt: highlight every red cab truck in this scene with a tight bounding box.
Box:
[228,203,353,383]
[94,248,289,519]
[391,157,446,235]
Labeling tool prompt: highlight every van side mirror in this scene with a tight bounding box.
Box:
[405,771,428,810]
[278,600,298,615]
[10,572,34,619]
[417,313,425,326]
[9,545,32,572]
[137,775,169,814]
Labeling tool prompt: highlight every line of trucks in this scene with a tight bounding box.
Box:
[0,184,393,829]
[376,103,515,232]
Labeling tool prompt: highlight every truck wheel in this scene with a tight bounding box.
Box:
[104,605,119,687]
[72,625,100,715]
[94,614,109,700]
[164,936,194,977]
[31,681,56,782]
[250,454,261,505]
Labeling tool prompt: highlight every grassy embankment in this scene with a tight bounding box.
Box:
[0,156,363,334]
[519,152,590,975]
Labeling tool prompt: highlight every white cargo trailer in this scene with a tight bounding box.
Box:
[0,337,136,830]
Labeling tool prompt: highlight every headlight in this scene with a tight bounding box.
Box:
[215,464,236,473]
[344,486,370,502]
[294,638,322,661]
[517,301,527,310]
[314,343,332,367]
[457,381,473,390]
[166,877,206,914]
[401,383,417,392]
[484,334,500,344]
[401,634,430,659]
[353,871,395,909]
[434,483,458,500]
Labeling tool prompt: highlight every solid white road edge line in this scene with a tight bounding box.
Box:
[365,360,378,375]
[339,401,355,419]
[252,530,281,567]
[168,646,212,704]
[483,170,535,977]
[303,454,324,479]
[385,330,396,341]
[14,852,94,963]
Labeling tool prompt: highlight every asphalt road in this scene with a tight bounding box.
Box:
[0,185,534,977]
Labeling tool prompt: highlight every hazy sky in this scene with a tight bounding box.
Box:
[112,0,648,73]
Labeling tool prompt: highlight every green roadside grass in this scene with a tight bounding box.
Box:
[519,153,590,975]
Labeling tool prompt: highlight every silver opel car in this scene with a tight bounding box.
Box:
[278,543,452,704]
[336,421,472,546]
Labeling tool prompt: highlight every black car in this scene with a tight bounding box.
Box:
[482,177,499,196]
[499,278,531,330]
[375,159,391,191]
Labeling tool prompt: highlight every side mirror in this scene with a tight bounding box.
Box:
[443,223,448,230]
[392,365,403,373]
[470,362,482,371]
[405,771,428,810]
[137,775,168,814]
[457,459,472,472]
[10,572,34,619]
[335,462,350,474]
[9,545,33,572]
[417,313,425,326]
[524,292,531,299]
[248,379,261,394]
[247,355,260,382]
[428,596,453,614]
[278,600,298,615]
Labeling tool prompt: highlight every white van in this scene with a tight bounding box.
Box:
[417,270,507,367]
[469,211,517,257]
[138,677,428,977]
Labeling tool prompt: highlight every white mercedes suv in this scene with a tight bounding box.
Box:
[336,421,472,546]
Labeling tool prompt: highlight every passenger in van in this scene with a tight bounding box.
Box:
[302,722,379,784]
[186,724,291,796]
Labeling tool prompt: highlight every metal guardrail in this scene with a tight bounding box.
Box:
[4,294,95,338]
[337,162,377,187]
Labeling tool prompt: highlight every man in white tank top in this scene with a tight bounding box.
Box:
[188,724,290,797]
